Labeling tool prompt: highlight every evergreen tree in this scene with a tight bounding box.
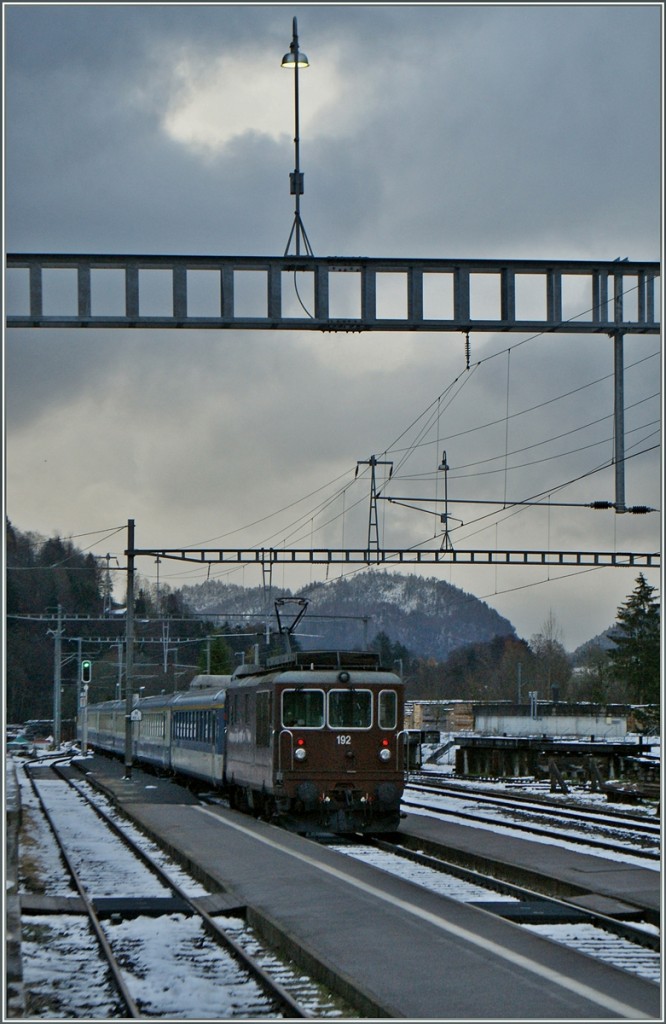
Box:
[370,631,410,672]
[200,634,234,674]
[573,643,613,703]
[5,522,105,723]
[607,574,660,704]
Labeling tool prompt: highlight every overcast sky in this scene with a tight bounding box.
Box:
[3,2,662,651]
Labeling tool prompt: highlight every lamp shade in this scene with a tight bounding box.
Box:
[281,50,309,69]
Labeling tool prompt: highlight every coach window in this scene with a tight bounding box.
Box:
[328,690,372,729]
[282,689,325,728]
[378,690,397,729]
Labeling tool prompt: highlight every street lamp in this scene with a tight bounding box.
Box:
[282,16,313,257]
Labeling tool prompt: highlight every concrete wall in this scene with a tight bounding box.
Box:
[474,712,628,739]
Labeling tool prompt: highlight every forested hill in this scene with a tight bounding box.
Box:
[180,570,516,661]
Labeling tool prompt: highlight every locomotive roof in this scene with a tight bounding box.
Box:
[189,674,232,690]
[226,650,401,689]
[86,653,394,711]
[264,650,384,671]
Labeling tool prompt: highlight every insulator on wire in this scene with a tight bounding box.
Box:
[464,332,471,370]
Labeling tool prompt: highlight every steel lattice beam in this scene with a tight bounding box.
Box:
[6,253,660,333]
[130,547,659,568]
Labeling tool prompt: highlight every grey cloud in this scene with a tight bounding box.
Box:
[4,4,660,649]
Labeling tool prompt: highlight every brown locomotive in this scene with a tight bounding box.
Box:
[225,649,406,833]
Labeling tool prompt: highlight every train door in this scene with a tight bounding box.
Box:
[214,705,226,783]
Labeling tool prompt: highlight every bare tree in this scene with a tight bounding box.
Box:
[530,610,571,701]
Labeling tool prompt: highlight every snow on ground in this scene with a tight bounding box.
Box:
[400,798,660,869]
[416,732,660,815]
[10,752,363,1018]
[20,914,124,1018]
[9,739,661,1017]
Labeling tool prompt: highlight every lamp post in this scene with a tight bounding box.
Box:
[282,16,313,256]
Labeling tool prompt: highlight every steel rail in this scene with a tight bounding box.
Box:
[405,778,661,836]
[57,761,308,1018]
[25,761,141,1018]
[399,793,660,861]
[362,836,660,954]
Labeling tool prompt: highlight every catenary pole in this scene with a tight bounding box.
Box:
[613,332,626,513]
[52,603,63,748]
[123,518,135,779]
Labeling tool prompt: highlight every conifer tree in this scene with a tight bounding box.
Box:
[200,634,234,674]
[607,574,660,704]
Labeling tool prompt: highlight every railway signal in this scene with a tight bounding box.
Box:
[81,659,92,684]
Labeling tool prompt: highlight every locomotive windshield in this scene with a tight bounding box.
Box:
[328,690,372,729]
[282,689,325,728]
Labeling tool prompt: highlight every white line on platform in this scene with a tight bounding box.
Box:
[194,806,653,1019]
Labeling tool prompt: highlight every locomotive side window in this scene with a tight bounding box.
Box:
[328,690,372,729]
[378,690,398,729]
[282,689,325,728]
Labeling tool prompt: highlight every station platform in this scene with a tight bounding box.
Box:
[69,754,660,1020]
[400,811,660,921]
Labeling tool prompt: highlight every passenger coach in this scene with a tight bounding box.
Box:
[82,650,406,834]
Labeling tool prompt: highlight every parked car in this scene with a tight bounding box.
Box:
[6,733,35,756]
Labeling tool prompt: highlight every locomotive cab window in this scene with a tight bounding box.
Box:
[378,690,398,729]
[328,690,372,729]
[282,689,325,728]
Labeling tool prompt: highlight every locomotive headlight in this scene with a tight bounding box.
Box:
[379,747,392,762]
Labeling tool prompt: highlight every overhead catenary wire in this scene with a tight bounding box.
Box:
[24,269,659,600]
[408,419,661,483]
[384,350,659,460]
[7,525,127,569]
[177,338,657,567]
[129,279,658,595]
[447,444,660,543]
[394,398,659,476]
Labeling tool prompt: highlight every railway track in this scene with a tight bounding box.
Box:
[18,756,356,1019]
[327,835,661,985]
[407,772,661,827]
[403,776,661,860]
[15,751,659,1018]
